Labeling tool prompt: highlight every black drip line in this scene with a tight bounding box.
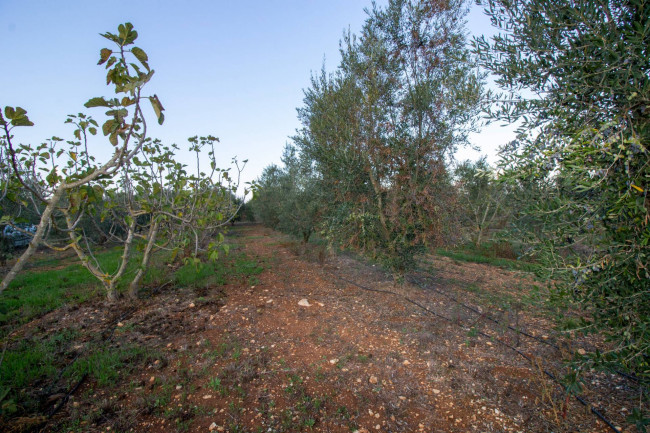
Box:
[334,274,621,433]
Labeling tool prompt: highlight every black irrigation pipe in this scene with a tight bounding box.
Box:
[46,373,88,419]
[407,272,562,350]
[409,270,649,391]
[334,274,621,433]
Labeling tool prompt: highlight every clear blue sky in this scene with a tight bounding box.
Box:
[1,1,512,195]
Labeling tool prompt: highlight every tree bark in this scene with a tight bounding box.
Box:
[128,220,159,299]
[0,187,65,293]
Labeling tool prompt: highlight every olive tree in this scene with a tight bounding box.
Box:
[295,0,483,275]
[475,0,649,387]
[454,157,508,247]
[252,145,321,244]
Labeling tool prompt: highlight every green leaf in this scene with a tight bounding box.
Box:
[85,97,111,108]
[105,56,117,69]
[102,119,116,136]
[46,168,59,186]
[3,106,33,126]
[149,95,165,125]
[98,48,112,65]
[131,47,148,64]
[100,32,120,44]
[117,23,137,46]
[11,116,34,127]
[4,106,15,119]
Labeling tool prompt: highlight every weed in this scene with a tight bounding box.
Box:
[232,346,242,361]
[208,377,227,396]
[337,405,351,420]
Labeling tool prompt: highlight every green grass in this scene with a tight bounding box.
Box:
[0,329,78,414]
[207,377,227,396]
[0,330,156,416]
[1,334,68,390]
[435,247,541,274]
[0,246,150,332]
[0,231,266,423]
[68,344,157,386]
[174,251,264,288]
[0,243,264,336]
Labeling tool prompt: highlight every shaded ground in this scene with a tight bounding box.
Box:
[1,224,646,433]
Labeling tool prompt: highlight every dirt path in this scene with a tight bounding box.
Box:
[9,224,640,433]
[126,225,634,432]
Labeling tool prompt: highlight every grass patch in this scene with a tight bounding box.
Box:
[0,329,79,415]
[68,344,157,386]
[174,251,264,288]
[0,262,99,331]
[435,247,541,274]
[0,243,263,336]
[0,245,166,334]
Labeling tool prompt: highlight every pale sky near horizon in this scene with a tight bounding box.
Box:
[1,1,514,196]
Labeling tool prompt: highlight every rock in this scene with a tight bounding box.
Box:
[298,299,311,307]
[209,422,218,431]
[189,303,195,308]
[329,358,339,365]
[369,376,378,384]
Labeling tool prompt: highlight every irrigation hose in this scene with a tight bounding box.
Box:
[408,270,648,390]
[334,274,621,433]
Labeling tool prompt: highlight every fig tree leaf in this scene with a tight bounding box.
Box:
[131,47,148,64]
[12,116,34,127]
[85,97,111,108]
[149,95,165,125]
[98,48,112,65]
